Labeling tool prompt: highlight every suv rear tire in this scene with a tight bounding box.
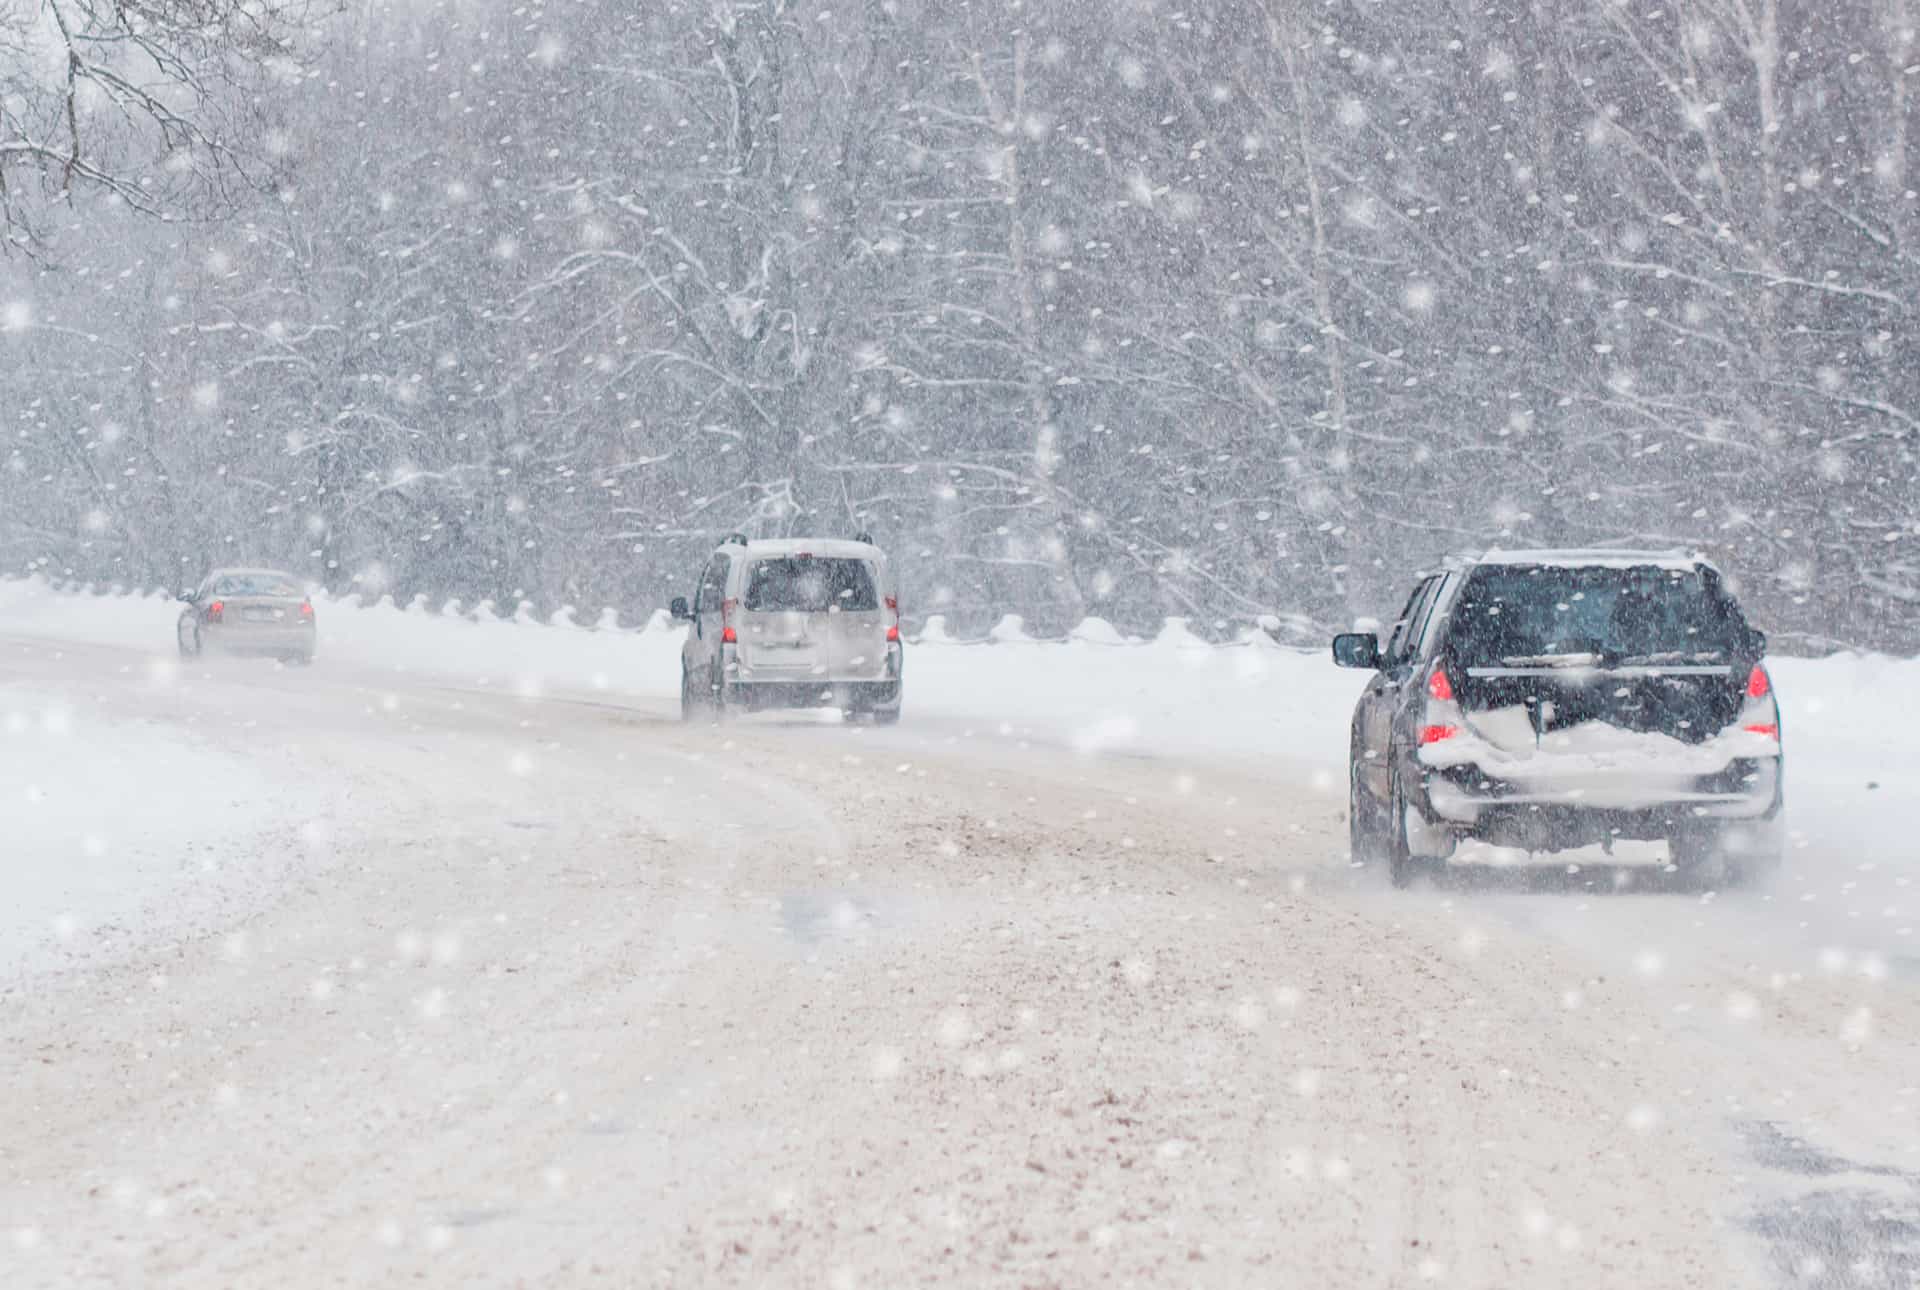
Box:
[1386,775,1434,890]
[1728,850,1783,889]
[1351,767,1382,867]
[1677,823,1782,890]
[1348,766,1378,864]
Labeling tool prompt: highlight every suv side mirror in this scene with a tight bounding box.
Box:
[1332,632,1381,670]
[669,596,692,622]
[178,591,197,604]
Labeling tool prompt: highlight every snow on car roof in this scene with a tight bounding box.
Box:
[720,538,885,561]
[1477,548,1711,572]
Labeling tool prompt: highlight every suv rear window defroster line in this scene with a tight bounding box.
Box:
[1447,564,1751,670]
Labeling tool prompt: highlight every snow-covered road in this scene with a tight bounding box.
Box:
[2,630,1916,1289]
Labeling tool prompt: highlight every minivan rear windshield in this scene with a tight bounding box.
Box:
[743,557,878,613]
[1448,565,1751,667]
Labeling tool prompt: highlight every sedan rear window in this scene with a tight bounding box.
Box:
[1449,565,1750,667]
[213,574,303,597]
[743,558,878,612]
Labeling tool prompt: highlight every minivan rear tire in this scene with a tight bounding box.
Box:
[709,666,733,724]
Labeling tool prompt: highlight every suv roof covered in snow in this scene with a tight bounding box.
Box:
[1476,548,1711,572]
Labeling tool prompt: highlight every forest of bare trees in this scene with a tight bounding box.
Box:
[4,0,1916,650]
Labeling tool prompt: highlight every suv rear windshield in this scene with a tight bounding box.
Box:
[1448,564,1751,667]
[743,557,878,613]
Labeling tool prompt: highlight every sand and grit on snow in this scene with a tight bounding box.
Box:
[1,575,1918,1288]
[0,674,327,977]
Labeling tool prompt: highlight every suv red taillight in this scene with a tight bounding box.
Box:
[299,601,314,621]
[1741,664,1779,739]
[886,624,900,643]
[206,599,224,623]
[721,625,738,644]
[1419,661,1461,745]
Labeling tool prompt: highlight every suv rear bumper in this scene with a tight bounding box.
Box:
[1426,756,1779,820]
[1415,757,1780,854]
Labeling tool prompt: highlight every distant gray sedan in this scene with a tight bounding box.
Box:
[176,568,317,664]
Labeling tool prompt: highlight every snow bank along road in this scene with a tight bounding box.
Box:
[2,631,1917,1289]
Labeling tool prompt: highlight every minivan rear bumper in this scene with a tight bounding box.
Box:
[728,638,902,694]
[725,679,902,712]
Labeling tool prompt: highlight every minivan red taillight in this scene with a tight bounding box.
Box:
[886,625,900,643]
[299,600,314,621]
[1427,665,1454,702]
[721,626,738,644]
[207,599,224,622]
[1746,664,1770,699]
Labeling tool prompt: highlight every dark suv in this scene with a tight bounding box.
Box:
[1333,550,1784,888]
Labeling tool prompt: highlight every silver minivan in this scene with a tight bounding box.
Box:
[670,535,903,724]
